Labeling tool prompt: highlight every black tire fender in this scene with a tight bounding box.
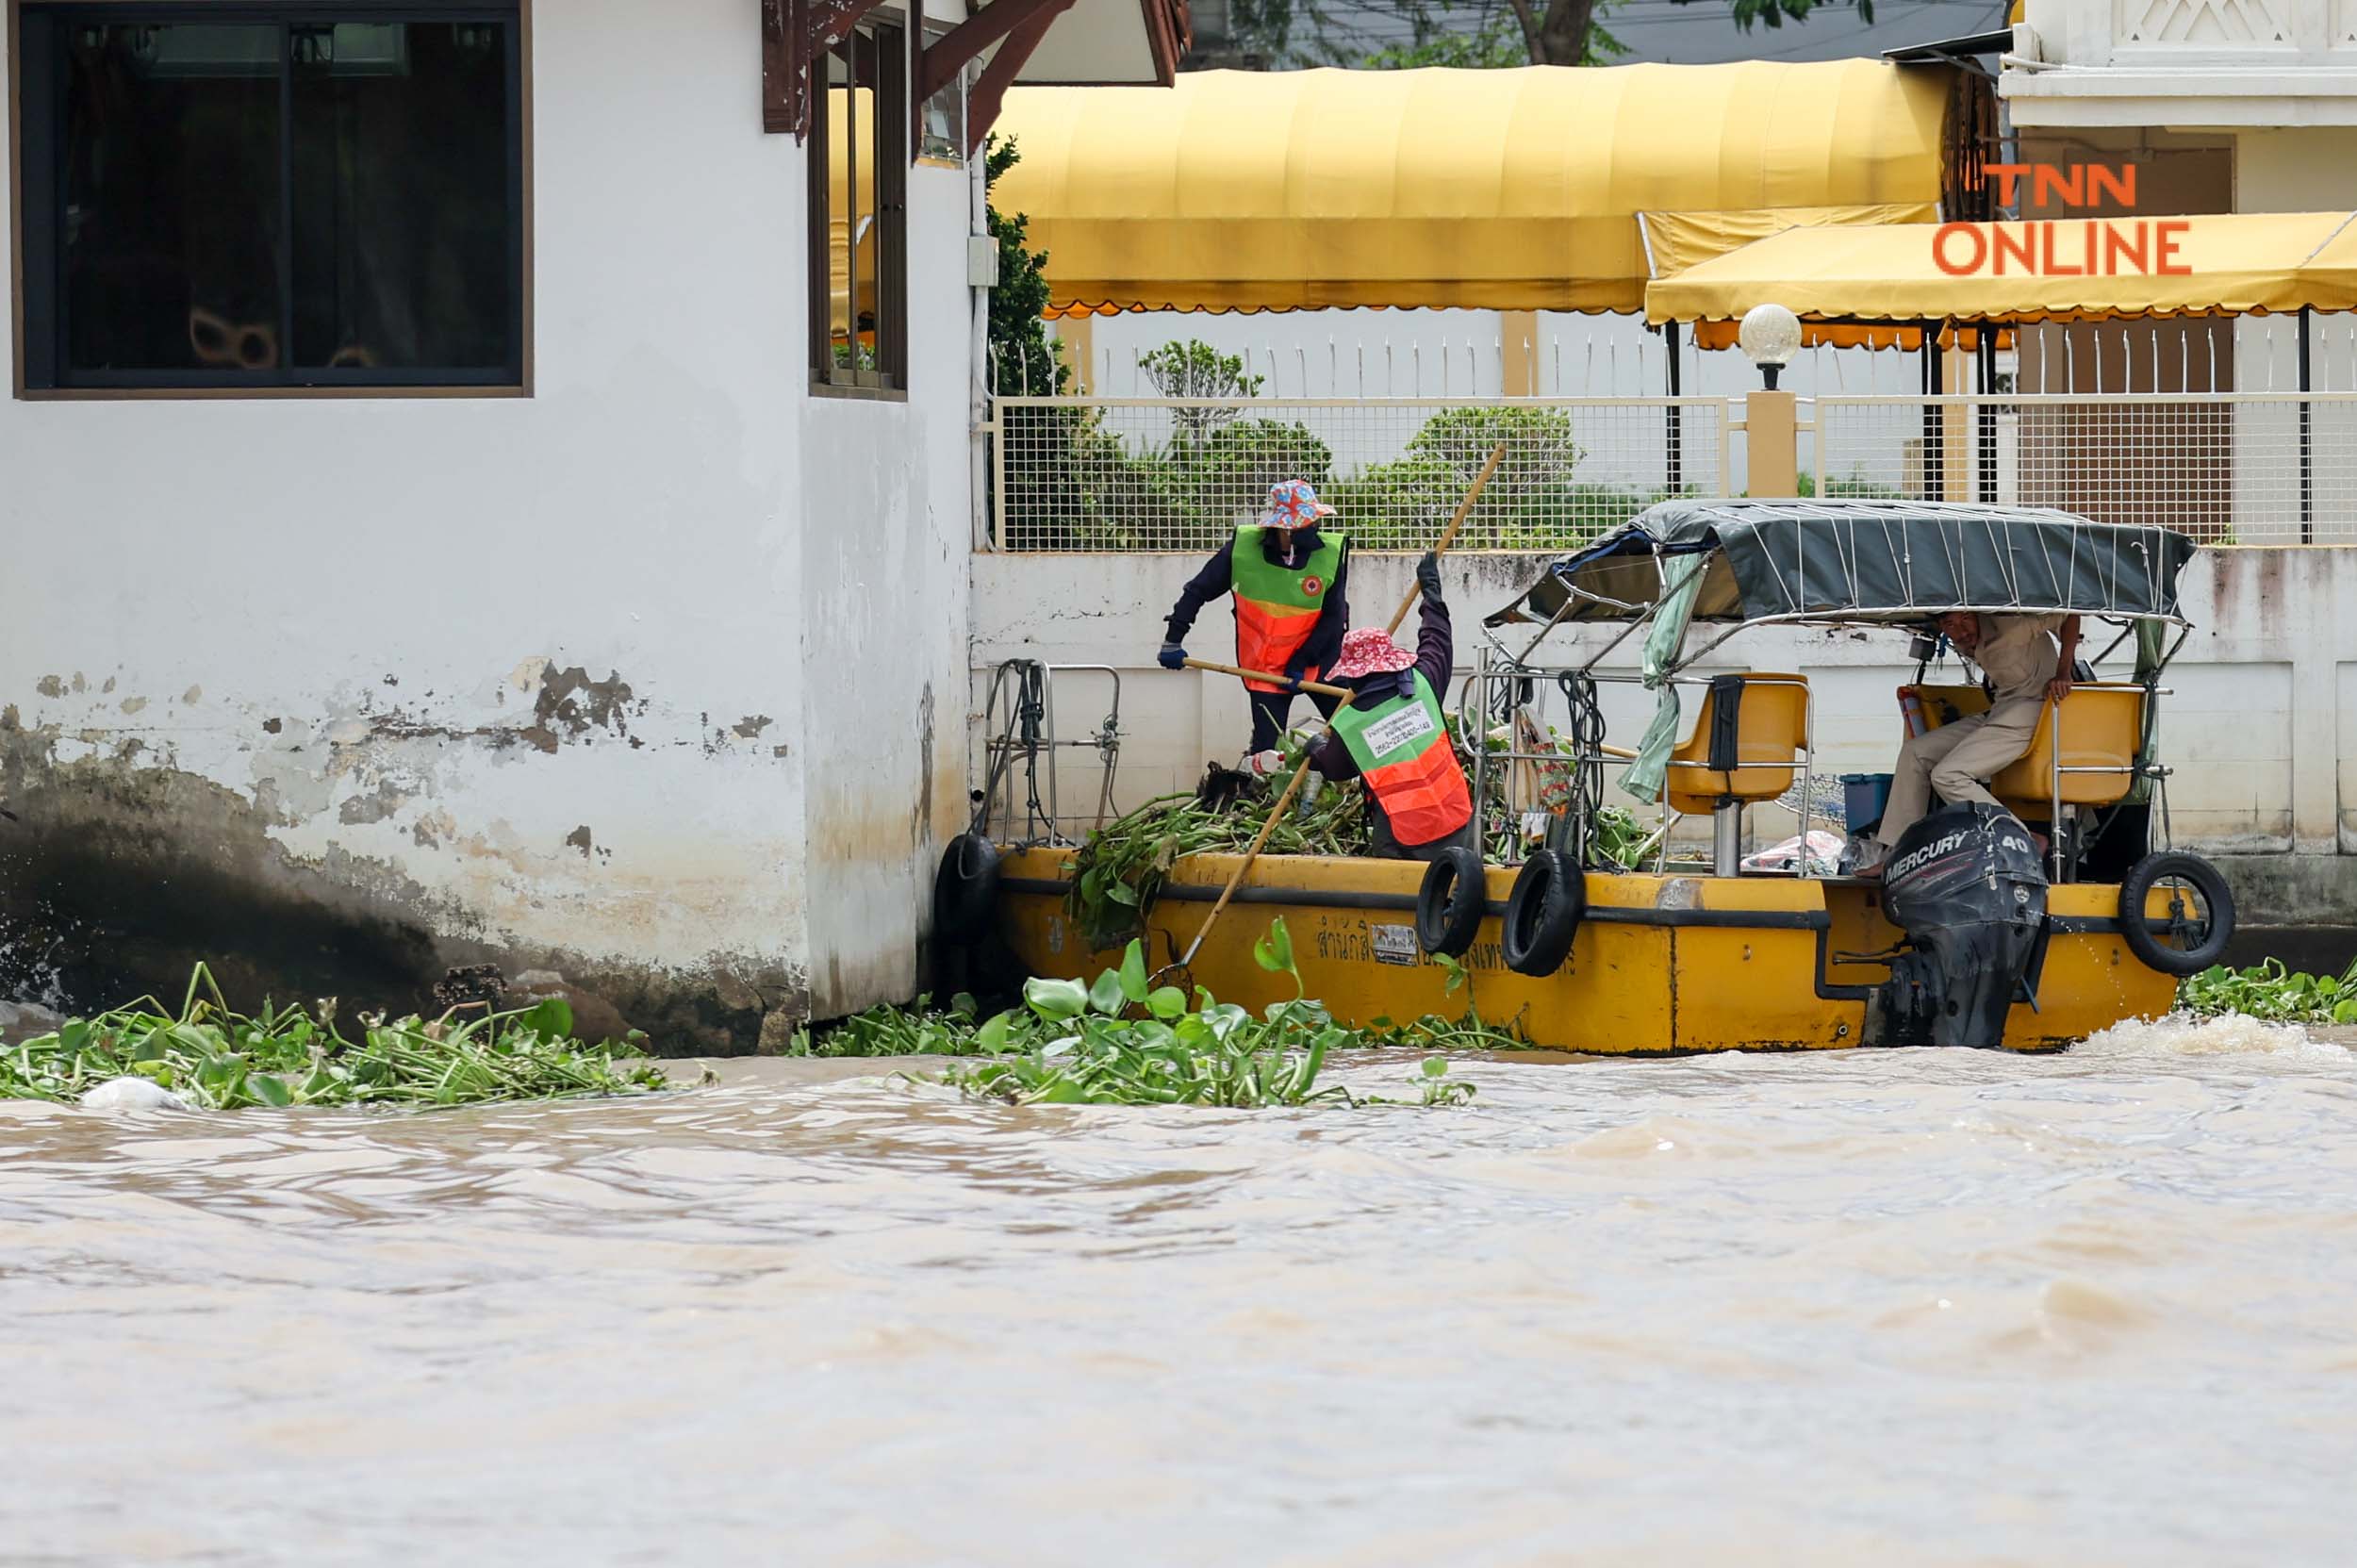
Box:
[931,833,1002,943]
[1415,847,1486,958]
[1503,850,1584,978]
[2118,850,2235,977]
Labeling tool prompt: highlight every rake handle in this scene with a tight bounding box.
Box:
[1381,441,1505,635]
[1181,658,1354,701]
[1178,753,1317,968]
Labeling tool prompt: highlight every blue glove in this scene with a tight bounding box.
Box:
[1416,551,1444,601]
[1158,642,1186,670]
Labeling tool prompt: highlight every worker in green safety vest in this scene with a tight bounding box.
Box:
[1159,479,1350,754]
[1301,553,1477,863]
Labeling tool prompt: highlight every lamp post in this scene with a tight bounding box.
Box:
[1738,302,1802,390]
[1737,303,1803,497]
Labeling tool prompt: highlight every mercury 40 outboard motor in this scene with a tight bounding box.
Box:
[1867,802,2048,1048]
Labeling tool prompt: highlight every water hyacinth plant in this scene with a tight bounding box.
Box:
[0,965,672,1109]
[934,918,1479,1108]
[2178,957,2357,1024]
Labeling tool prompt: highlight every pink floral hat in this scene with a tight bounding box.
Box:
[1328,628,1416,680]
[1260,478,1336,530]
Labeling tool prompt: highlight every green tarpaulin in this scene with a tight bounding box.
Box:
[1489,500,2198,632]
[1621,553,1706,807]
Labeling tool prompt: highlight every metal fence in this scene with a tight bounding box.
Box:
[985,388,2357,553]
[1812,392,2357,547]
[989,395,1729,553]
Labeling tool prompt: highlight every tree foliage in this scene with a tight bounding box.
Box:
[1220,0,1870,70]
[983,136,1064,396]
[1138,338,1267,446]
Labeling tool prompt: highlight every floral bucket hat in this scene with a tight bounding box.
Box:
[1328,628,1417,680]
[1260,478,1337,531]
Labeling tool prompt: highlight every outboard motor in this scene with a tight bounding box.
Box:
[1867,802,2048,1048]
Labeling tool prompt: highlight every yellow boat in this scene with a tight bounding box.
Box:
[993,849,2177,1053]
[955,501,2229,1055]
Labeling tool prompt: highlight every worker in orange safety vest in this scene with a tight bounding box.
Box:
[1158,479,1350,753]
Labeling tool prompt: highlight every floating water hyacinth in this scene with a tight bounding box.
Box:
[806,920,1486,1109]
[1,965,671,1110]
[2177,957,2357,1025]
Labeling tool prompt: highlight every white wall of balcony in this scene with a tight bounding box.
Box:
[2008,0,2357,128]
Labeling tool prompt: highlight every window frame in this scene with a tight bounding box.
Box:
[805,13,906,397]
[11,0,530,397]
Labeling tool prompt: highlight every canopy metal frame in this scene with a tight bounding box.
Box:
[1466,501,2197,883]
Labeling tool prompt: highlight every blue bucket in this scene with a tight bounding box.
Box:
[1840,772,1894,834]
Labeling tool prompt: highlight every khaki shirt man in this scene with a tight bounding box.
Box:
[1865,610,2082,871]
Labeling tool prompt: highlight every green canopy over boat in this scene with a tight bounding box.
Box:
[1488,500,2199,631]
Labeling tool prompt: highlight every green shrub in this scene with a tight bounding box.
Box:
[1182,418,1334,524]
[1406,405,1583,513]
[1797,467,1904,500]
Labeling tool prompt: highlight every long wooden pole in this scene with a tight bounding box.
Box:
[1181,658,1353,701]
[1162,443,1508,978]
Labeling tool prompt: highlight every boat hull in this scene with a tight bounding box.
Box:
[991,848,2177,1054]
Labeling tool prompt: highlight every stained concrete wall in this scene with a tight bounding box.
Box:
[0,0,979,1044]
[798,149,980,1012]
[971,546,2357,926]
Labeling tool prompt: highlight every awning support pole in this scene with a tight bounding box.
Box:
[1664,320,1684,495]
[1976,325,1999,503]
[1921,320,1944,501]
[2299,305,2315,546]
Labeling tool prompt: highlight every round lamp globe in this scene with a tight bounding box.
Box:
[1738,302,1803,370]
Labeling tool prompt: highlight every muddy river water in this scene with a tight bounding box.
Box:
[5,1019,2355,1564]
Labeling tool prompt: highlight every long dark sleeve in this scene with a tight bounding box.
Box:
[1413,591,1453,693]
[1309,731,1360,783]
[1290,545,1351,678]
[1163,540,1236,643]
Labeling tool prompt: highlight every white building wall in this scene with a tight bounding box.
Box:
[0,0,977,1043]
[2235,126,2357,208]
[2010,0,2357,127]
[797,153,981,1014]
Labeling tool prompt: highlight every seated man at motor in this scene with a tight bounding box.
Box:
[1277,553,1475,863]
[1859,608,2081,877]
[1159,478,1350,755]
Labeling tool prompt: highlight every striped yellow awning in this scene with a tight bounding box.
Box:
[990,61,1955,317]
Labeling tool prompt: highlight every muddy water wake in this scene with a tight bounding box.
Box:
[5,1028,2356,1565]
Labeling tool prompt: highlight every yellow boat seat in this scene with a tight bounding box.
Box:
[1907,683,2144,821]
[1665,673,1810,817]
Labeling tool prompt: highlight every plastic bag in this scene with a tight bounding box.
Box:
[1739,830,1847,876]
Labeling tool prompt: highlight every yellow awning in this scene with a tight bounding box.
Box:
[1646,210,2357,324]
[2292,213,2357,301]
[992,61,1955,317]
[1640,204,1937,280]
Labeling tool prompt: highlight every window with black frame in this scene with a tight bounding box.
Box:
[14,5,524,391]
[808,18,906,392]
